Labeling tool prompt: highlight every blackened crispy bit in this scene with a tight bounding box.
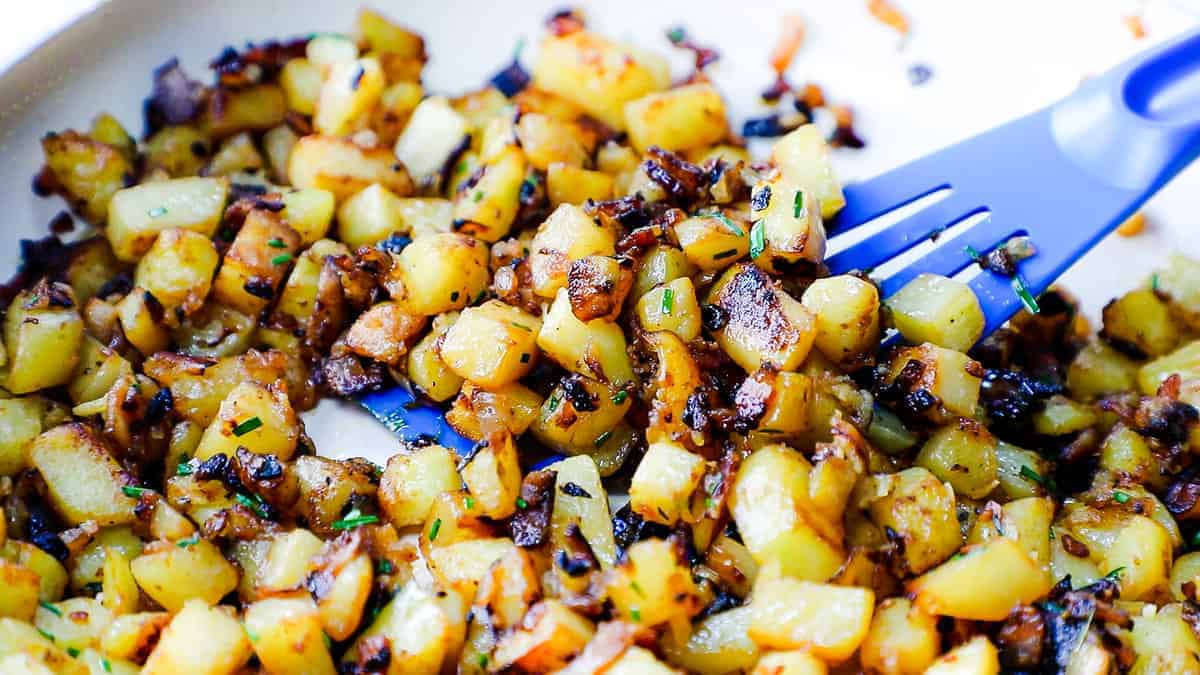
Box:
[209,38,310,87]
[561,375,599,412]
[642,146,705,205]
[979,368,1062,440]
[611,502,672,554]
[732,370,774,433]
[546,7,586,35]
[143,58,205,135]
[319,354,386,398]
[510,469,556,547]
[1165,470,1200,519]
[1133,394,1199,445]
[996,605,1047,671]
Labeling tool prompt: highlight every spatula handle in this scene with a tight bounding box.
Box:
[1051,27,1200,196]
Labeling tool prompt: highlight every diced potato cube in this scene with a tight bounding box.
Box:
[343,301,427,366]
[516,113,590,170]
[257,528,323,595]
[1069,340,1140,399]
[1104,515,1172,601]
[1138,339,1200,395]
[747,573,873,662]
[444,382,544,441]
[397,198,454,239]
[0,398,41,478]
[867,467,961,575]
[754,372,814,437]
[288,135,414,202]
[1153,253,1200,330]
[530,376,631,455]
[884,343,983,420]
[98,611,170,664]
[494,600,595,672]
[205,132,264,177]
[1101,288,1180,358]
[923,636,999,675]
[102,547,140,616]
[909,538,1051,621]
[858,598,939,675]
[130,540,239,612]
[801,275,881,367]
[408,314,464,402]
[532,31,669,129]
[624,82,728,153]
[440,301,541,388]
[200,84,287,139]
[34,597,112,653]
[396,233,490,316]
[281,188,336,245]
[0,617,83,675]
[529,203,619,298]
[452,146,527,242]
[607,538,701,627]
[315,57,384,136]
[379,444,461,528]
[750,651,828,675]
[106,177,229,262]
[538,289,636,385]
[133,228,219,316]
[210,208,302,316]
[28,423,137,526]
[142,600,252,675]
[42,130,133,225]
[731,445,843,581]
[194,381,298,461]
[394,96,469,184]
[664,606,760,675]
[636,277,701,341]
[915,420,998,499]
[462,433,523,519]
[707,263,816,372]
[357,8,425,57]
[115,289,170,356]
[630,441,706,526]
[749,180,826,273]
[336,183,407,248]
[886,274,985,352]
[345,583,462,674]
[770,124,845,218]
[244,597,336,675]
[0,559,40,620]
[263,124,299,183]
[373,81,424,145]
[548,455,618,569]
[547,163,614,207]
[427,538,517,600]
[315,551,373,640]
[1032,395,1097,435]
[144,126,208,178]
[633,245,697,300]
[3,282,85,394]
[674,213,750,272]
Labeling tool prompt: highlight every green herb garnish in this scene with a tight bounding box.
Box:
[244,624,259,642]
[1113,490,1130,504]
[510,321,532,331]
[235,493,271,519]
[267,238,286,248]
[749,221,766,259]
[121,486,148,498]
[39,601,61,617]
[1012,275,1041,314]
[333,508,379,530]
[37,628,55,642]
[465,496,475,510]
[67,647,80,658]
[232,416,263,436]
[547,394,561,414]
[594,430,613,447]
[472,190,484,202]
[611,390,628,405]
[630,608,642,622]
[377,559,394,575]
[712,248,739,261]
[712,212,744,236]
[271,253,293,266]
[1152,273,1160,291]
[176,462,194,476]
[177,535,200,548]
[478,654,490,668]
[1105,566,1126,580]
[102,657,112,673]
[429,518,442,541]
[147,206,168,218]
[661,287,675,315]
[1019,465,1049,489]
[631,581,645,597]
[793,190,805,218]
[515,497,528,509]
[964,244,981,261]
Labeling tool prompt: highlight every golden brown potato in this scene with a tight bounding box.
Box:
[141,600,252,674]
[706,263,816,372]
[41,130,134,224]
[28,423,138,526]
[3,281,85,394]
[288,135,414,202]
[210,208,302,316]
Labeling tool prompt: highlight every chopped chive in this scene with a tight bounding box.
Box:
[705,497,716,510]
[244,624,259,643]
[547,394,561,414]
[611,390,628,405]
[333,508,379,530]
[661,287,675,315]
[377,559,393,575]
[147,206,168,218]
[271,253,293,266]
[235,493,271,519]
[429,518,442,541]
[474,289,488,304]
[455,160,469,175]
[67,646,80,658]
[1113,490,1130,504]
[793,190,805,218]
[233,416,263,436]
[666,26,686,44]
[121,486,148,498]
[510,321,532,331]
[1105,566,1126,580]
[176,462,194,476]
[177,535,200,548]
[1019,465,1046,487]
[267,238,286,248]
[1012,275,1040,314]
[39,601,61,617]
[630,608,642,622]
[952,552,966,560]
[515,497,528,509]
[749,221,766,259]
[478,654,490,668]
[472,190,484,202]
[713,248,739,261]
[322,632,332,649]
[37,628,55,642]
[964,244,981,261]
[630,580,646,597]
[465,496,475,510]
[102,657,112,672]
[594,430,613,447]
[1151,273,1160,291]
[712,212,744,236]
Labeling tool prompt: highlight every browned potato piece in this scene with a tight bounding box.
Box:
[3,280,85,394]
[133,228,219,317]
[494,600,596,672]
[706,263,816,372]
[28,423,138,526]
[41,130,134,224]
[142,599,252,674]
[129,540,239,612]
[288,135,415,202]
[210,209,302,316]
[567,255,635,322]
[439,301,542,388]
[193,381,299,461]
[200,84,287,138]
[343,301,428,366]
[379,445,462,528]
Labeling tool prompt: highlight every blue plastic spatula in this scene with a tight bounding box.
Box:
[361,28,1200,448]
